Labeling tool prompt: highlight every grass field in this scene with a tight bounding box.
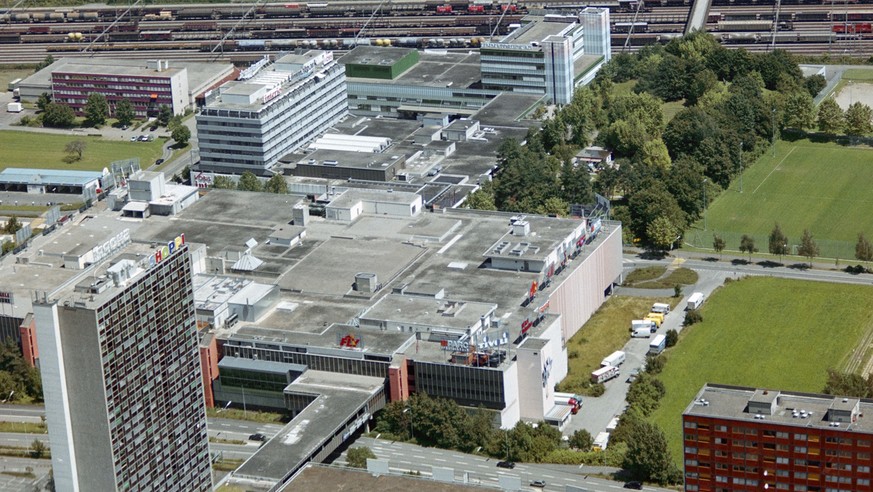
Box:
[0,130,165,172]
[687,138,873,259]
[0,69,32,92]
[842,68,873,81]
[560,295,676,394]
[650,277,873,465]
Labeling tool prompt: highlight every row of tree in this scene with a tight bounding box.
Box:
[212,171,288,194]
[711,224,873,267]
[0,341,42,402]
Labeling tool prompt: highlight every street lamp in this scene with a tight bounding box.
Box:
[702,179,708,231]
[403,407,414,440]
[217,400,232,413]
[738,142,744,193]
[772,107,777,157]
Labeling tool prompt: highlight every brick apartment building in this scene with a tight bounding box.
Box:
[683,384,873,492]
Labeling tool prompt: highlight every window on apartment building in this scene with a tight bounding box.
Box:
[686,459,698,467]
[777,432,789,439]
[795,433,808,441]
[685,447,698,454]
[859,465,871,472]
[859,439,871,447]
[777,457,789,464]
[685,421,697,429]
[715,425,728,432]
[795,446,808,453]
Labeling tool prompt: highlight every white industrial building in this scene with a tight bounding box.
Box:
[480,7,611,104]
[196,51,348,175]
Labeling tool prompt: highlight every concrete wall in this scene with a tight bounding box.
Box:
[548,223,623,343]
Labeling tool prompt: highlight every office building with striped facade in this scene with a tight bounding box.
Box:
[195,50,348,175]
[480,7,610,104]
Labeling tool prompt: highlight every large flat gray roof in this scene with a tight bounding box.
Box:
[234,370,384,482]
[348,51,481,89]
[685,384,873,433]
[339,45,413,66]
[500,16,575,45]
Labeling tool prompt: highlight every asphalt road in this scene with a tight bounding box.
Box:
[338,436,671,492]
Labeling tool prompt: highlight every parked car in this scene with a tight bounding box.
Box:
[150,125,158,131]
[130,136,138,142]
[249,433,267,442]
[624,481,643,490]
[530,480,546,487]
[496,461,515,469]
[155,158,164,166]
[138,135,149,142]
[626,367,640,383]
[121,125,129,130]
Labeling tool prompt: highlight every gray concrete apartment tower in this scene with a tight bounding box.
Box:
[33,236,211,492]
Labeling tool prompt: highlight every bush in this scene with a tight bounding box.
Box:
[568,429,593,451]
[665,329,678,348]
[568,349,580,359]
[673,284,682,297]
[684,308,703,326]
[589,383,606,397]
[644,354,666,375]
[347,447,376,468]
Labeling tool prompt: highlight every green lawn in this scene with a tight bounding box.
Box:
[0,130,165,172]
[650,277,873,465]
[560,295,676,394]
[688,138,873,259]
[0,69,32,91]
[843,68,873,81]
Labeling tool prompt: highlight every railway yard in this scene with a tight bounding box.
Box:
[1,0,873,63]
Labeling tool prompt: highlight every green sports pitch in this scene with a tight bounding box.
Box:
[689,138,873,259]
[649,277,873,465]
[0,130,164,173]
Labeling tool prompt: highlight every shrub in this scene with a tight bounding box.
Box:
[684,308,703,326]
[645,354,666,375]
[665,329,678,348]
[589,383,606,397]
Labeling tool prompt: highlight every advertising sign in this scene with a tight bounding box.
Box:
[137,233,186,270]
[542,356,553,388]
[89,229,131,265]
[339,333,362,348]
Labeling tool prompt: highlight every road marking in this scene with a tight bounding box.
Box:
[434,458,447,462]
[413,455,425,459]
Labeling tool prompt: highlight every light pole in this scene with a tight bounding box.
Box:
[738,142,744,193]
[702,179,708,231]
[772,107,777,157]
[403,407,414,440]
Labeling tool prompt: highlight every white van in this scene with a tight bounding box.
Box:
[632,327,651,338]
[687,292,704,310]
[651,303,670,314]
[631,319,656,333]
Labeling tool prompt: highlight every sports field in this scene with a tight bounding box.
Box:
[0,130,164,173]
[649,277,873,464]
[688,138,873,259]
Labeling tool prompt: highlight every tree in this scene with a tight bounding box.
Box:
[171,125,191,146]
[237,172,263,192]
[4,216,22,234]
[114,99,135,127]
[627,182,687,244]
[157,105,173,127]
[846,102,873,137]
[817,98,845,134]
[35,54,55,72]
[639,139,672,171]
[768,223,789,262]
[665,329,678,347]
[712,234,725,258]
[346,447,376,468]
[41,103,76,128]
[647,215,678,253]
[856,233,873,265]
[30,439,46,459]
[1,241,14,256]
[782,91,814,130]
[211,176,236,189]
[805,74,827,97]
[798,228,819,267]
[64,140,86,163]
[823,368,870,398]
[36,92,52,113]
[560,160,594,206]
[739,234,757,262]
[623,420,680,485]
[536,196,569,217]
[568,429,593,451]
[83,93,109,127]
[465,181,497,211]
[264,174,288,194]
[167,115,183,132]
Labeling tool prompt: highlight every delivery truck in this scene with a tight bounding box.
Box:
[649,334,666,355]
[554,392,582,414]
[644,313,663,328]
[601,350,625,367]
[651,302,670,314]
[687,292,704,310]
[593,431,610,451]
[631,319,656,333]
[591,365,619,384]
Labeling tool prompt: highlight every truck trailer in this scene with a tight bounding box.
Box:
[687,292,704,310]
[591,365,619,384]
[601,350,625,367]
[649,334,666,355]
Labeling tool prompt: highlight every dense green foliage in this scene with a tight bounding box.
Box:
[346,447,376,468]
[373,393,564,462]
[83,93,109,127]
[237,172,263,192]
[114,100,135,127]
[0,341,42,402]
